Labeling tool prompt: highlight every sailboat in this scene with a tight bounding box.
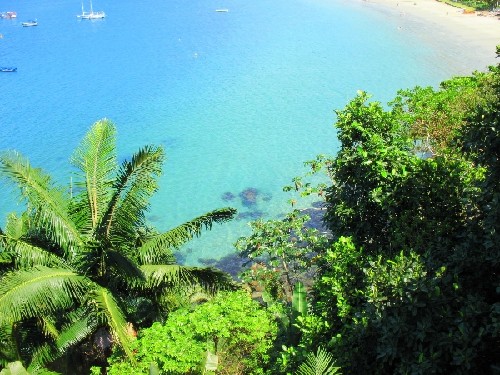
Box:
[77,0,105,19]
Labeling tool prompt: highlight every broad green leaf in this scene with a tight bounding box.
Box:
[0,267,87,325]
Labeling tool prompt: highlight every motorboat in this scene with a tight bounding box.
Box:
[0,67,17,72]
[215,9,229,12]
[22,20,38,27]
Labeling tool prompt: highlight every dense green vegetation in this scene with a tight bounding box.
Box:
[103,290,277,374]
[1,61,499,374]
[440,0,498,11]
[285,63,500,374]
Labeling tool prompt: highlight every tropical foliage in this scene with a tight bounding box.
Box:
[0,119,236,372]
[235,210,326,303]
[104,290,277,375]
[296,347,340,375]
[288,64,500,374]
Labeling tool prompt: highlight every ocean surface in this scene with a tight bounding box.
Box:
[0,0,495,265]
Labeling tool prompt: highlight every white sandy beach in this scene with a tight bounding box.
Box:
[359,0,500,73]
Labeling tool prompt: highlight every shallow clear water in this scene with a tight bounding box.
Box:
[0,0,492,265]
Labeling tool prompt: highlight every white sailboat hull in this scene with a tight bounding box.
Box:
[77,0,105,19]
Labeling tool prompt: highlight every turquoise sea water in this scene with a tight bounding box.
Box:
[0,0,494,265]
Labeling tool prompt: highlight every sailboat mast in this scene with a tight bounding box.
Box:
[89,0,94,13]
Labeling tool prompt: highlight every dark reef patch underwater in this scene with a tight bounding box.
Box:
[221,191,236,202]
[221,187,272,207]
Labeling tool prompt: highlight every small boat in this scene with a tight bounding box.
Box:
[22,20,38,27]
[1,11,17,19]
[0,67,17,72]
[215,8,229,12]
[77,0,105,19]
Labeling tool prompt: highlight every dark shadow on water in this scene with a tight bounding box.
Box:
[198,257,218,266]
[236,210,264,220]
[146,214,162,223]
[221,191,236,201]
[221,187,273,208]
[174,201,330,281]
[262,192,272,202]
[199,252,248,280]
[311,201,326,209]
[174,252,186,264]
[301,201,330,235]
[160,137,178,148]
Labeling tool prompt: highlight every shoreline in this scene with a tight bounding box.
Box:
[359,0,500,73]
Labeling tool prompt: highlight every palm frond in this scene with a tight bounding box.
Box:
[4,212,27,240]
[1,236,68,270]
[91,287,134,360]
[138,208,237,264]
[181,266,236,293]
[0,324,19,367]
[97,146,164,244]
[38,317,59,341]
[138,264,187,289]
[137,246,176,266]
[0,213,67,270]
[0,227,5,254]
[1,215,21,268]
[106,249,144,281]
[296,347,341,375]
[70,119,117,233]
[0,250,13,268]
[138,265,234,293]
[0,151,83,256]
[29,310,98,371]
[0,267,87,325]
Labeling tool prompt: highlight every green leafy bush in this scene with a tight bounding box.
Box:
[105,290,277,374]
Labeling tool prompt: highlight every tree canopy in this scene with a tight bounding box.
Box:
[290,65,500,374]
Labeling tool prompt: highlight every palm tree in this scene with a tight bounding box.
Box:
[0,119,236,371]
[297,347,341,375]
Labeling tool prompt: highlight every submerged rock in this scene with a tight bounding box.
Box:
[174,252,186,264]
[198,257,218,266]
[311,201,325,209]
[146,215,161,223]
[239,187,259,207]
[221,191,236,201]
[262,192,272,202]
[301,201,330,235]
[210,253,248,279]
[236,210,264,220]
